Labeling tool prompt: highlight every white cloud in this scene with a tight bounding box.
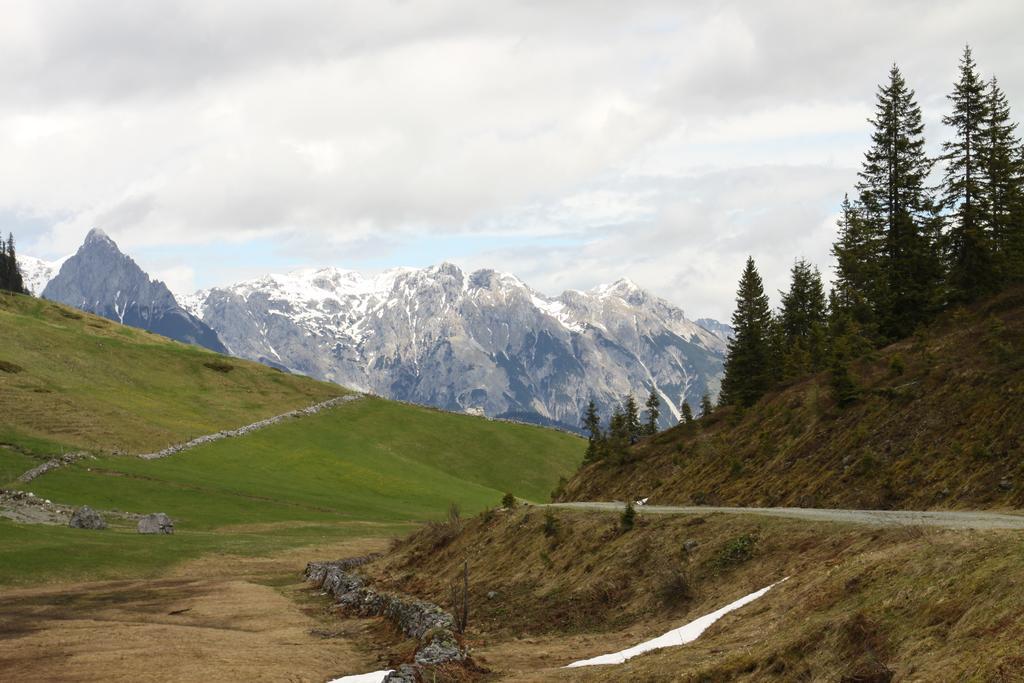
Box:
[2,1,1023,318]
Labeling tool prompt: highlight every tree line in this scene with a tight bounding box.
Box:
[581,386,716,464]
[0,232,27,294]
[721,46,1024,410]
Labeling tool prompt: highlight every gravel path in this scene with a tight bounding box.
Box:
[550,501,1024,530]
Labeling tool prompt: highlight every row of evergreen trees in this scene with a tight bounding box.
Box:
[722,46,1024,409]
[0,232,26,294]
[581,387,716,463]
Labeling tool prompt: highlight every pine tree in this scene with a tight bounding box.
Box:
[0,234,7,291]
[1008,142,1024,280]
[644,388,660,435]
[980,76,1024,282]
[857,65,942,339]
[680,400,694,425]
[942,46,997,301]
[720,257,776,407]
[831,194,882,336]
[779,258,829,376]
[699,392,714,417]
[607,404,628,461]
[622,394,641,441]
[581,399,603,462]
[1,232,26,295]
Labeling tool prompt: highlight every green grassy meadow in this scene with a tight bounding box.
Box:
[0,292,342,454]
[0,293,585,585]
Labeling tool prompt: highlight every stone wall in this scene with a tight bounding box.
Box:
[138,394,361,460]
[16,452,93,483]
[305,557,466,669]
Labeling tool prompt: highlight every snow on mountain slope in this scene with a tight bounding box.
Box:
[188,263,725,430]
[17,254,69,295]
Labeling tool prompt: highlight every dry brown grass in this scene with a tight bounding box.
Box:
[360,506,1024,681]
[0,535,393,683]
[560,286,1024,512]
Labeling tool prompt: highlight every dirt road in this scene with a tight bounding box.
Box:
[550,501,1024,529]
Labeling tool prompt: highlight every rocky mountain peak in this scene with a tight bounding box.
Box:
[83,227,114,247]
[39,231,227,354]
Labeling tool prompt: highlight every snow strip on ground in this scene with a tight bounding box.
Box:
[326,670,393,683]
[566,577,789,668]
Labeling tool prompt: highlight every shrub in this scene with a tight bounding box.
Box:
[203,360,235,373]
[620,501,636,532]
[543,510,559,538]
[501,492,516,509]
[714,533,758,570]
[0,359,23,374]
[423,502,463,550]
[657,570,694,608]
[889,354,905,376]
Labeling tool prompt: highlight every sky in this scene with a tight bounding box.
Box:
[2,1,1023,320]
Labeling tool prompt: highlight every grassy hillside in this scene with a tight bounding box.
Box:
[0,291,585,585]
[0,291,343,455]
[560,287,1024,510]
[359,506,1024,680]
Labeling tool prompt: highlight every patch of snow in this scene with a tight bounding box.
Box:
[565,578,788,668]
[17,254,70,295]
[327,669,394,683]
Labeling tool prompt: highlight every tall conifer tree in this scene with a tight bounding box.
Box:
[831,194,881,335]
[1,232,26,294]
[581,399,603,462]
[720,257,776,407]
[779,258,828,376]
[644,388,660,435]
[980,76,1024,281]
[857,65,941,339]
[680,400,694,425]
[942,46,996,301]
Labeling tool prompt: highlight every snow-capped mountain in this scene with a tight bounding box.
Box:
[696,318,734,341]
[17,254,69,296]
[40,229,227,353]
[185,263,726,430]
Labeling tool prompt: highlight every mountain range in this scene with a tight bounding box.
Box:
[23,231,728,430]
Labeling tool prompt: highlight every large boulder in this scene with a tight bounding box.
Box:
[69,506,107,530]
[137,512,174,534]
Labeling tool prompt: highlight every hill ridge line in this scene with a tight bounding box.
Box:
[137,394,361,461]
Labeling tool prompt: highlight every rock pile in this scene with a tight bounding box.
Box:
[138,512,174,534]
[138,394,360,460]
[69,505,107,530]
[305,557,467,672]
[0,489,71,525]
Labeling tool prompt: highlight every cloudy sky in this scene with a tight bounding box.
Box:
[2,1,1023,319]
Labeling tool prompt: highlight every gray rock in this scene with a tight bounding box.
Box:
[69,505,107,530]
[306,558,466,667]
[683,539,699,553]
[999,478,1013,491]
[383,665,418,682]
[137,512,174,534]
[415,629,466,665]
[486,590,499,600]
